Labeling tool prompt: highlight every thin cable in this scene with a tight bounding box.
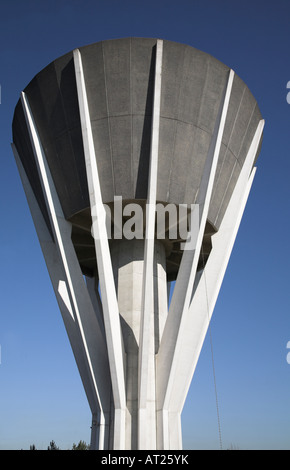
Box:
[208,320,223,450]
[201,246,223,450]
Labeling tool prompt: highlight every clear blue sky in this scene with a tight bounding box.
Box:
[1,0,290,450]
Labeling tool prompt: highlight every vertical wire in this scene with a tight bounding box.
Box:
[201,246,223,450]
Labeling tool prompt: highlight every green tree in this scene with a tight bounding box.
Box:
[72,440,89,450]
[47,440,60,450]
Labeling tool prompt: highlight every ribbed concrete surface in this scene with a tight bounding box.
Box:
[12,38,263,273]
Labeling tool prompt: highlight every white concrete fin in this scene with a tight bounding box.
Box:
[156,70,235,447]
[58,280,75,321]
[73,48,126,449]
[166,119,264,414]
[12,140,106,432]
[20,92,112,450]
[138,38,163,450]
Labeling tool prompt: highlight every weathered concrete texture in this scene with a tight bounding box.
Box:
[12,38,262,236]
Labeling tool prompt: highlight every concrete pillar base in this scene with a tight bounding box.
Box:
[110,239,168,450]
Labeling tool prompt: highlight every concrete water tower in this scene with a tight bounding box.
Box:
[12,38,263,450]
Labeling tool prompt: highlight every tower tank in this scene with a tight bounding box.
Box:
[12,38,264,450]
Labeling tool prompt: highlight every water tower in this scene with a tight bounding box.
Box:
[12,38,264,450]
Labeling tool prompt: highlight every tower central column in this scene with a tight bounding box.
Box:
[110,239,168,450]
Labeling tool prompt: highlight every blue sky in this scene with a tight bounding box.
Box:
[1,0,290,450]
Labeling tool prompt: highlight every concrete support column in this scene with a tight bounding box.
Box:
[110,239,167,450]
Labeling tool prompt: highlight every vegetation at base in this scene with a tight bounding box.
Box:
[29,440,90,450]
[71,440,90,450]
